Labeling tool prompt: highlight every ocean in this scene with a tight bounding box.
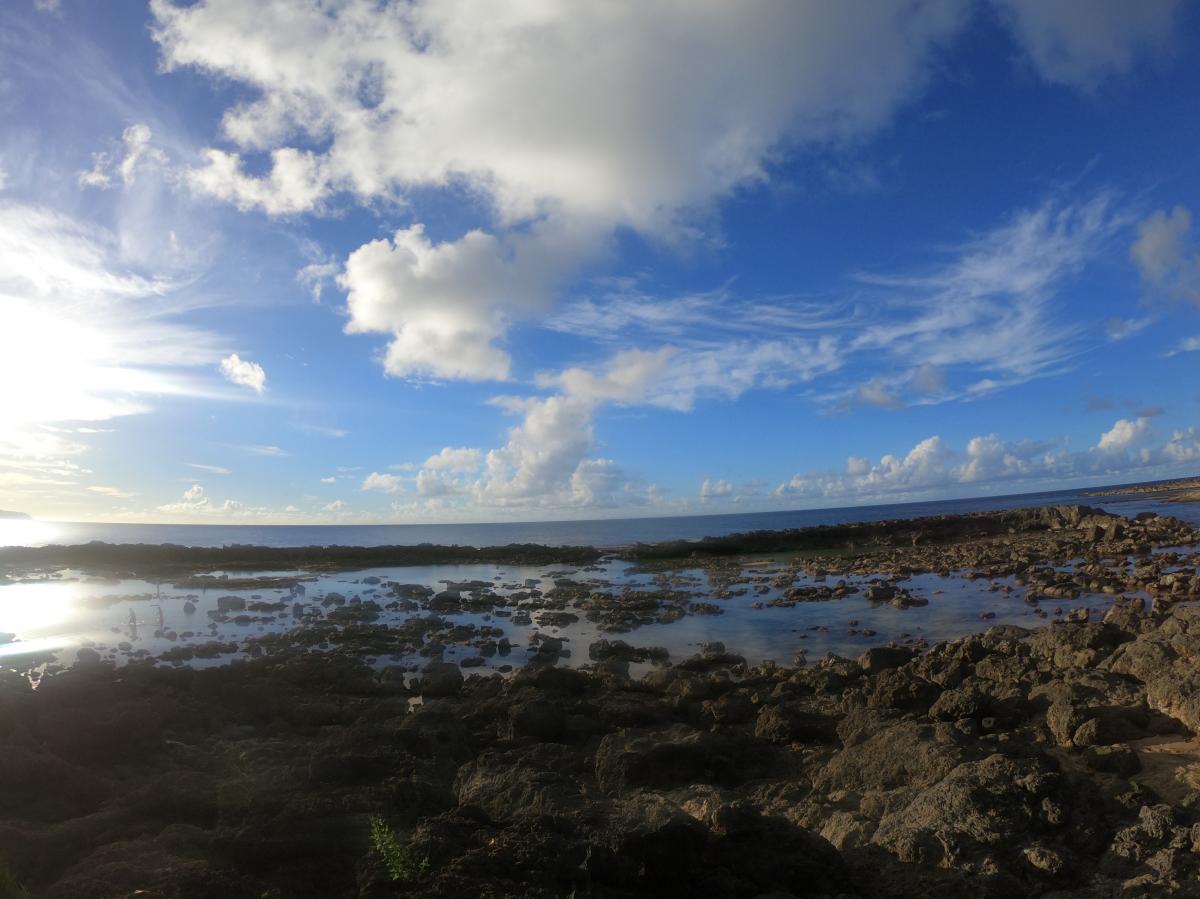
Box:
[2,482,1194,549]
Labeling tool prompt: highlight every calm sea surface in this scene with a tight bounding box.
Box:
[2,483,1195,549]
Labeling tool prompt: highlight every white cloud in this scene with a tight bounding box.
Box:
[422,446,482,472]
[1163,428,1200,463]
[778,416,1192,503]
[319,476,336,485]
[1097,417,1153,453]
[78,124,166,189]
[856,378,903,409]
[362,472,404,493]
[187,147,329,215]
[240,444,288,456]
[155,483,255,518]
[219,353,266,394]
[857,194,1123,371]
[1131,207,1200,304]
[993,0,1181,88]
[1165,335,1200,357]
[0,202,226,511]
[557,192,1125,415]
[154,1,966,222]
[1105,316,1154,341]
[700,478,733,500]
[339,221,597,381]
[846,456,871,476]
[957,434,1059,482]
[296,260,338,302]
[909,363,948,394]
[153,0,969,382]
[84,485,134,500]
[188,463,231,475]
[296,422,347,438]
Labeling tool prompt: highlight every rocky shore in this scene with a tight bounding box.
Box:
[1086,478,1200,504]
[0,541,602,581]
[4,504,1200,897]
[6,606,1200,897]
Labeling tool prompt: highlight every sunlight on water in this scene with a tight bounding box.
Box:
[0,581,78,638]
[0,635,74,659]
[0,518,62,548]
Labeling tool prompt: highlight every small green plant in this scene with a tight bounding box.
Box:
[369,815,430,883]
[0,861,30,899]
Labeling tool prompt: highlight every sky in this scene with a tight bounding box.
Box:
[2,0,1200,525]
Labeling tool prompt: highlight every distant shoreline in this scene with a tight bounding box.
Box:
[1085,475,1200,502]
[2,501,1193,578]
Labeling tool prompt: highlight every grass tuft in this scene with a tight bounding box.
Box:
[369,816,430,883]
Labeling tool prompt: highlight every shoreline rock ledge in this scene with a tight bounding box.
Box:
[5,598,1200,896]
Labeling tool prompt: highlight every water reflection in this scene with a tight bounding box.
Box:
[0,554,1137,676]
[0,581,78,637]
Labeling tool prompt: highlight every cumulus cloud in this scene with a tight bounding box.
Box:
[1097,417,1153,453]
[153,1,965,222]
[1163,428,1200,463]
[778,416,1190,504]
[361,472,404,494]
[153,0,971,381]
[422,447,482,472]
[845,457,870,477]
[1131,207,1200,304]
[339,218,605,381]
[219,353,266,394]
[700,478,733,501]
[993,0,1181,88]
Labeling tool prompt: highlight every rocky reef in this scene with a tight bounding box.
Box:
[3,603,1200,896]
[4,503,1200,897]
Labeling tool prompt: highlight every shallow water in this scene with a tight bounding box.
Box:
[0,552,1140,678]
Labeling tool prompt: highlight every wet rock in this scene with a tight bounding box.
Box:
[216,595,246,613]
[417,661,464,698]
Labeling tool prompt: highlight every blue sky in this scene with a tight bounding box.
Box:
[2,0,1200,524]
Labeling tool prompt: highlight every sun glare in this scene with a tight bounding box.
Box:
[0,580,78,638]
[0,519,62,548]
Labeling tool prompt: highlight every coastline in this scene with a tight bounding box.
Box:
[4,502,1200,895]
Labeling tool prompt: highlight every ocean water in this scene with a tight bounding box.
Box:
[2,484,1197,676]
[2,483,1194,550]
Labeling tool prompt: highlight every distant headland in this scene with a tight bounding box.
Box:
[0,510,30,520]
